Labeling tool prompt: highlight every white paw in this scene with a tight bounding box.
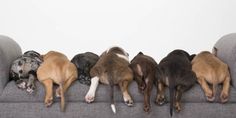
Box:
[85,91,95,103]
[123,95,133,106]
[26,87,33,94]
[17,82,26,89]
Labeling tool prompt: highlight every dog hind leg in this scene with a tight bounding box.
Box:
[155,80,166,105]
[143,77,153,112]
[119,80,133,106]
[175,86,182,112]
[42,79,53,107]
[197,76,214,102]
[220,75,230,103]
[26,74,36,94]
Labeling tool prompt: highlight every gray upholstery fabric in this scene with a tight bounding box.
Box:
[1,80,236,103]
[0,35,22,94]
[0,102,235,118]
[214,33,236,88]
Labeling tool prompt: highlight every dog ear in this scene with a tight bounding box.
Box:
[41,54,46,60]
[189,54,196,61]
[212,47,218,56]
[138,52,143,55]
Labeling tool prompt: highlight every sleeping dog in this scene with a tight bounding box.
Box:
[10,50,43,94]
[191,48,231,103]
[37,51,77,111]
[85,46,133,114]
[71,52,99,85]
[156,49,196,116]
[130,52,159,112]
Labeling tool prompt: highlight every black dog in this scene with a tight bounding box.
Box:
[71,52,99,85]
[156,49,196,116]
[9,50,43,94]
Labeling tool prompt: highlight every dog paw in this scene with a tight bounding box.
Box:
[206,95,215,102]
[175,102,181,112]
[17,82,26,89]
[26,84,35,94]
[85,91,95,103]
[220,92,228,103]
[143,105,150,113]
[206,96,215,102]
[26,87,34,94]
[44,97,53,107]
[155,95,166,105]
[205,92,215,102]
[125,99,133,106]
[123,95,133,106]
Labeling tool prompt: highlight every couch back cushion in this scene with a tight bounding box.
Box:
[0,35,22,93]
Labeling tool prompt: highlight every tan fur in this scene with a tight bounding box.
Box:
[192,51,231,103]
[37,51,77,111]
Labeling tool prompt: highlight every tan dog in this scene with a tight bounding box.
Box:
[192,49,231,103]
[85,46,133,114]
[37,51,77,111]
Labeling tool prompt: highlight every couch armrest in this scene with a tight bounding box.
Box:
[0,35,22,94]
[214,33,236,88]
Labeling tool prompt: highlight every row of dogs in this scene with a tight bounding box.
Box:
[9,47,230,116]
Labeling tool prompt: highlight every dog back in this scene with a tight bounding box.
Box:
[37,51,77,84]
[90,47,131,84]
[192,51,229,83]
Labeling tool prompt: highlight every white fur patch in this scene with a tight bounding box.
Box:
[137,64,143,76]
[123,92,130,102]
[85,76,99,103]
[145,78,149,84]
[116,53,129,62]
[17,81,26,89]
[111,104,116,114]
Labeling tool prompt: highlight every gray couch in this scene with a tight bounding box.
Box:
[0,34,236,118]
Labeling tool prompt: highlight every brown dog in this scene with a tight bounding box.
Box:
[191,49,231,103]
[85,46,133,114]
[37,51,77,111]
[130,52,159,112]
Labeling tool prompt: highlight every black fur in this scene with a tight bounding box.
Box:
[71,52,99,85]
[158,49,196,116]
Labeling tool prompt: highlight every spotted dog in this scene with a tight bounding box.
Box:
[10,50,43,94]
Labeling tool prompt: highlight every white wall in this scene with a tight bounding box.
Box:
[0,0,236,61]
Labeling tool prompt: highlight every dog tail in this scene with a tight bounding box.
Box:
[169,76,175,117]
[59,83,65,112]
[212,47,218,56]
[108,73,116,114]
[110,83,116,114]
